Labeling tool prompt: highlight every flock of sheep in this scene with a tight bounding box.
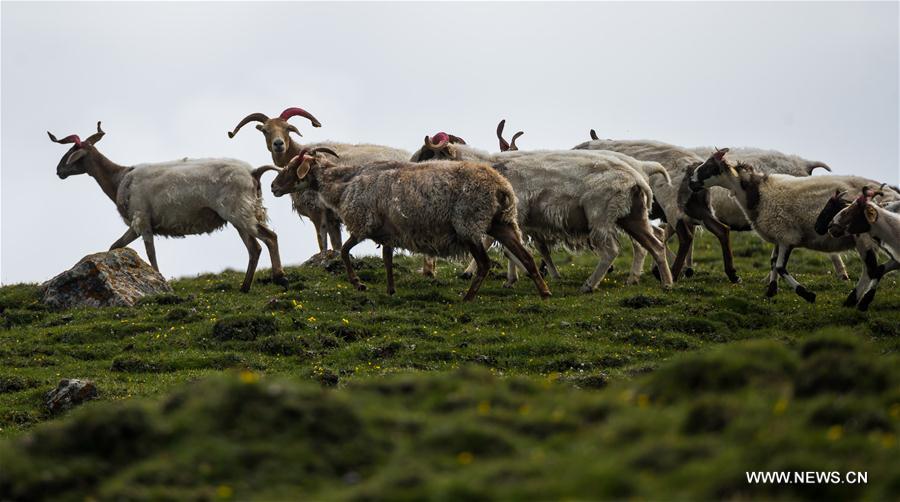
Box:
[47,106,900,308]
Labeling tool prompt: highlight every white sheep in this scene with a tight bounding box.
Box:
[411,133,674,293]
[822,187,900,310]
[689,149,900,303]
[48,122,286,292]
[575,132,741,284]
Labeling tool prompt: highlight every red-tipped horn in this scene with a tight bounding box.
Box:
[279,107,322,128]
[510,131,524,151]
[47,132,82,148]
[427,132,450,150]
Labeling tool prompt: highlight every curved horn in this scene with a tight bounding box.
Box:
[805,161,831,175]
[279,107,322,128]
[448,134,466,145]
[47,132,82,148]
[497,120,510,151]
[284,123,303,137]
[310,147,340,159]
[590,129,599,141]
[228,112,270,138]
[85,121,105,145]
[427,132,450,150]
[509,131,524,151]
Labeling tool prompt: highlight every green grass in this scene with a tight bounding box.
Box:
[1,232,899,500]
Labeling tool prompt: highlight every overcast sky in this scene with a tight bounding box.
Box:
[2,1,898,285]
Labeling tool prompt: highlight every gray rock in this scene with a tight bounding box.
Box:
[41,248,172,309]
[45,379,98,414]
[302,250,365,274]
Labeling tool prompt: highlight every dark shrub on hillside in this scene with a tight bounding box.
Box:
[256,334,308,356]
[807,398,892,433]
[0,375,39,394]
[798,332,861,359]
[2,309,45,329]
[331,325,371,343]
[211,315,277,341]
[619,295,670,309]
[794,351,891,397]
[421,423,514,457]
[682,397,736,434]
[136,293,186,306]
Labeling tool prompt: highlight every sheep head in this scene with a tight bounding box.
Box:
[688,147,736,192]
[228,107,322,158]
[828,187,881,237]
[411,132,466,162]
[47,121,105,179]
[496,120,524,152]
[270,147,339,197]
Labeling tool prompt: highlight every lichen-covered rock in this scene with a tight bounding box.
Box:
[302,250,365,274]
[41,248,172,309]
[45,379,98,414]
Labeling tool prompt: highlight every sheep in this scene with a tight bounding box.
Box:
[262,148,551,301]
[48,122,286,292]
[410,132,675,293]
[574,132,741,284]
[817,187,900,310]
[689,145,849,280]
[688,149,900,303]
[226,107,414,253]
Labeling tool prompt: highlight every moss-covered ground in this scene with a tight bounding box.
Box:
[1,232,898,500]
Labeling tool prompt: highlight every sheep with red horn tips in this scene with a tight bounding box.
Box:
[410,134,674,293]
[228,106,406,253]
[47,122,287,293]
[260,152,550,301]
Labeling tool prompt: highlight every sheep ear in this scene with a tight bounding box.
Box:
[295,158,312,180]
[865,205,878,224]
[66,148,88,166]
[256,124,265,132]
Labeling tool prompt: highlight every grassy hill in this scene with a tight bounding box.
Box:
[1,232,899,500]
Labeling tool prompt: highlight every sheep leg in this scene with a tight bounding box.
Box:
[422,256,437,278]
[326,213,343,251]
[830,253,850,281]
[460,237,494,279]
[765,247,779,297]
[628,237,647,285]
[669,220,694,281]
[536,240,562,280]
[651,224,676,281]
[141,232,160,272]
[462,240,492,302]
[236,229,261,293]
[684,239,695,278]
[383,245,396,295]
[775,245,815,302]
[701,213,740,284]
[619,212,673,290]
[341,234,366,291]
[255,224,287,287]
[858,259,899,311]
[504,258,519,288]
[581,240,620,293]
[490,225,551,299]
[846,239,879,309]
[109,228,139,250]
[310,210,327,253]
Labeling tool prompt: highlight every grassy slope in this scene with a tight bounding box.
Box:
[1,232,899,500]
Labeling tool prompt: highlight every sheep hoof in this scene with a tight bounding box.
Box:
[421,270,436,278]
[626,276,640,285]
[502,281,517,289]
[607,265,615,274]
[765,282,778,298]
[386,287,396,296]
[842,290,858,307]
[458,271,473,280]
[354,282,367,291]
[579,284,594,294]
[795,286,816,303]
[651,266,661,281]
[540,291,552,300]
[727,272,742,284]
[857,290,876,311]
[273,275,289,287]
[538,260,548,276]
[683,267,694,278]
[837,273,850,281]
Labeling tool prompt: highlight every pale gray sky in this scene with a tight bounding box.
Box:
[2,1,898,285]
